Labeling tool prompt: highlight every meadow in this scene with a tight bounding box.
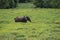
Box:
[0,3,60,40]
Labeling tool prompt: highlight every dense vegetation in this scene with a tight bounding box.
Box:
[0,0,60,9]
[0,0,17,9]
[34,0,60,8]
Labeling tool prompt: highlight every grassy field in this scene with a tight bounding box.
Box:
[0,3,60,40]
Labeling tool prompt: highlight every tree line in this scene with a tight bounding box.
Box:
[0,0,60,9]
[0,0,17,9]
[34,0,60,8]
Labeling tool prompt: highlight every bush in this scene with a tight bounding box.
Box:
[0,0,17,9]
[34,0,60,8]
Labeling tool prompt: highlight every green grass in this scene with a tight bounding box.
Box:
[0,3,60,40]
[17,3,35,9]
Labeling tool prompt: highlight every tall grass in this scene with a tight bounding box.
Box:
[0,3,60,40]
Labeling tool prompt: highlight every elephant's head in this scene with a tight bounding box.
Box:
[25,16,31,22]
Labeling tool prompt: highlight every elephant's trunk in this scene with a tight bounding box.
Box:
[25,16,31,22]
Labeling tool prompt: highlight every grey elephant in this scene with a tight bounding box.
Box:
[14,16,31,22]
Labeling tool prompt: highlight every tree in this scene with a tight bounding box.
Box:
[18,0,32,3]
[0,0,17,9]
[33,0,60,8]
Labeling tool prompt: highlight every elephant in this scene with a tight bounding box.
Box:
[14,16,31,22]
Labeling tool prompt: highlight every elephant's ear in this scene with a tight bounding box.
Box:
[26,16,31,22]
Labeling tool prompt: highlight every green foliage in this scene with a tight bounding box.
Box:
[18,0,26,3]
[18,0,32,3]
[34,0,60,8]
[0,0,17,9]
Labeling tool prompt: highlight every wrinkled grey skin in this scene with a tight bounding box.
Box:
[14,16,31,22]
